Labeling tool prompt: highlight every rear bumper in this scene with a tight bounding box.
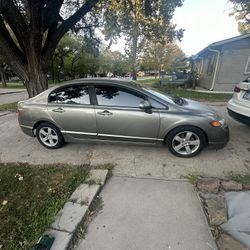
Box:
[227,98,250,125]
[19,125,34,137]
[227,108,250,125]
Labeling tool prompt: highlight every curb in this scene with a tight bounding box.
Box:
[37,169,109,250]
[0,111,11,117]
[0,90,26,95]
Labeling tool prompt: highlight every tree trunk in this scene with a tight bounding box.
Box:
[51,57,55,83]
[131,21,138,81]
[0,62,7,87]
[26,67,48,97]
[25,49,48,97]
[131,35,138,81]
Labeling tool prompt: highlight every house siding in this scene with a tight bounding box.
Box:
[196,36,250,91]
[196,51,217,90]
[214,49,250,91]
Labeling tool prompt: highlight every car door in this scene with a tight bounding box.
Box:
[94,84,161,143]
[47,84,97,139]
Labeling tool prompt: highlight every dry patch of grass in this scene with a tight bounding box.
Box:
[0,163,90,250]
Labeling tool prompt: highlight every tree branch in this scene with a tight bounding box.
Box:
[42,0,100,63]
[0,0,28,51]
[43,0,64,31]
[0,32,28,82]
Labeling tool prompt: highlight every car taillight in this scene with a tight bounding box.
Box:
[234,86,241,93]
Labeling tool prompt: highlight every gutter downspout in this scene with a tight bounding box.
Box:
[207,46,220,91]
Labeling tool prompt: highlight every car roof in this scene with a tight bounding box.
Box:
[63,77,136,85]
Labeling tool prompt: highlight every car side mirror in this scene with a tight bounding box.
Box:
[139,100,152,110]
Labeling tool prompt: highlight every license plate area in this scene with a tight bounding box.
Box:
[243,91,250,100]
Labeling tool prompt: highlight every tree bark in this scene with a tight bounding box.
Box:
[0,62,7,87]
[0,0,101,97]
[131,26,138,81]
[26,64,48,97]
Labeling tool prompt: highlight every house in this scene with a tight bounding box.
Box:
[194,33,250,91]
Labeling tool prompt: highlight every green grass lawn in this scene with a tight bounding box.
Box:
[0,164,90,250]
[137,79,232,102]
[137,78,160,85]
[0,82,25,89]
[155,85,232,102]
[0,102,18,112]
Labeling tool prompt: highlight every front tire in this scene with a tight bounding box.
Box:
[166,126,206,158]
[36,122,64,149]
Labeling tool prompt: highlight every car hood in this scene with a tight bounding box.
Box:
[179,99,223,119]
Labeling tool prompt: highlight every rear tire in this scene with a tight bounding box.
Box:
[166,126,206,158]
[36,122,64,149]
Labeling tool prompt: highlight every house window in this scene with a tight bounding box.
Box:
[244,53,250,74]
[207,54,216,75]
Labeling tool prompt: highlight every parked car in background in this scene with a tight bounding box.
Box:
[227,78,250,125]
[17,78,229,158]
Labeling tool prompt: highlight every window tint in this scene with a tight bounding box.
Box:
[49,85,90,105]
[95,86,145,107]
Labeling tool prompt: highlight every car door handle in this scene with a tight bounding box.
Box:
[97,110,113,116]
[52,108,65,113]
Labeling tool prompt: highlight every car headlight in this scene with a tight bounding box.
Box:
[210,119,225,127]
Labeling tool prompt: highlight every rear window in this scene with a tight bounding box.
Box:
[48,85,90,105]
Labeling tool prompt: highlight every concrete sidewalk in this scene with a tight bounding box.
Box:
[75,177,217,250]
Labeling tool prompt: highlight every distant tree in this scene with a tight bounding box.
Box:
[50,32,101,81]
[229,0,250,33]
[51,34,80,82]
[103,0,184,80]
[0,0,101,97]
[139,40,185,76]
[98,50,130,76]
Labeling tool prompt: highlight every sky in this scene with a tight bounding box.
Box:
[110,0,239,56]
[172,0,239,55]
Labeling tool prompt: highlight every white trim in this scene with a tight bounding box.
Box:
[20,125,33,129]
[197,33,250,55]
[211,33,250,47]
[61,130,163,141]
[244,53,250,74]
[61,130,97,136]
[207,47,220,91]
[98,133,163,141]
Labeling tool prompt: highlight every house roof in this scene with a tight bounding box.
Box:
[196,33,250,56]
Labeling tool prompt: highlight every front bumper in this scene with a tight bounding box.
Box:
[207,125,229,149]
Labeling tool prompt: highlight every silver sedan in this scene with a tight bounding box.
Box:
[18,78,229,158]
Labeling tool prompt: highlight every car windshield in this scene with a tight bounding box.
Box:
[142,87,185,105]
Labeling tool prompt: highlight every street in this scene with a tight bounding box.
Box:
[0,89,28,104]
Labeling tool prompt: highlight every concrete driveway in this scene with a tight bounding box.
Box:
[0,103,250,178]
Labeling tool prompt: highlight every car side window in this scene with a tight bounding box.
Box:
[49,85,90,105]
[95,85,145,107]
